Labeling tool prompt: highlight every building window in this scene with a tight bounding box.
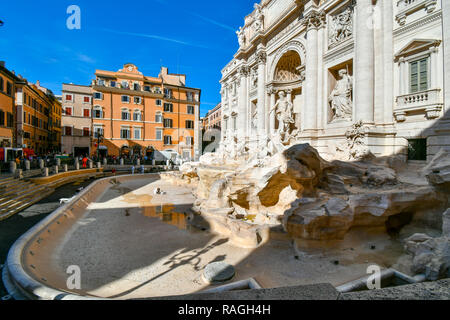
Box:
[133,110,142,121]
[110,81,116,88]
[122,95,130,103]
[187,105,195,114]
[84,96,90,103]
[144,86,151,92]
[134,127,142,139]
[64,126,72,136]
[98,79,105,86]
[6,112,13,128]
[0,110,4,126]
[121,81,129,89]
[164,88,173,99]
[94,126,104,138]
[83,109,90,117]
[155,113,162,123]
[0,77,3,92]
[156,99,162,106]
[24,132,31,139]
[186,92,194,102]
[164,103,173,112]
[164,118,173,128]
[65,94,73,101]
[120,127,130,139]
[164,135,172,145]
[185,120,194,129]
[5,82,12,96]
[133,83,141,91]
[134,96,142,104]
[83,127,90,137]
[93,107,103,118]
[94,92,103,100]
[64,107,72,116]
[154,87,161,94]
[186,136,193,146]
[156,128,162,140]
[410,58,429,93]
[121,109,130,120]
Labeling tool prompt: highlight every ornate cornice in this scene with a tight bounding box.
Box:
[302,10,326,31]
[238,65,249,76]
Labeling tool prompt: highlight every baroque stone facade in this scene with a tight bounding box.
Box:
[219,0,450,161]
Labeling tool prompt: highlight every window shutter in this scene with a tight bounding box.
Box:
[419,58,428,92]
[410,61,418,93]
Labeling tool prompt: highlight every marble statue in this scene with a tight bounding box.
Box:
[329,7,353,47]
[270,91,295,144]
[253,3,264,32]
[329,69,353,121]
[237,26,245,47]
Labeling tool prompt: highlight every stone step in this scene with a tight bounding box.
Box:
[0,185,52,213]
[0,182,42,203]
[0,181,33,199]
[0,188,54,221]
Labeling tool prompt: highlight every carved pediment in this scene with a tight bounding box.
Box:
[395,39,441,60]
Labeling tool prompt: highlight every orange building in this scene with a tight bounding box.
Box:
[0,62,18,148]
[15,79,62,154]
[91,64,201,160]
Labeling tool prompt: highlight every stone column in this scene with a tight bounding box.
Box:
[316,17,326,130]
[430,46,439,89]
[237,66,248,140]
[256,50,267,138]
[303,11,321,132]
[354,0,375,124]
[269,88,276,134]
[443,0,450,115]
[383,0,394,124]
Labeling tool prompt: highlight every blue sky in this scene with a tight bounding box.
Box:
[0,0,255,117]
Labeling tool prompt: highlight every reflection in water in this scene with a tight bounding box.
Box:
[141,205,199,233]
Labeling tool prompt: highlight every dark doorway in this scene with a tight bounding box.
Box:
[74,147,89,157]
[407,138,427,161]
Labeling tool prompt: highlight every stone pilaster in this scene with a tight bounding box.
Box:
[383,0,394,124]
[238,65,249,139]
[256,50,267,137]
[444,0,450,117]
[303,10,324,132]
[269,87,276,135]
[354,0,375,124]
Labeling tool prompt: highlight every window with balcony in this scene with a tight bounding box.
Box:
[410,58,428,93]
[133,83,141,91]
[121,81,129,89]
[98,79,105,86]
[144,86,151,92]
[164,88,173,99]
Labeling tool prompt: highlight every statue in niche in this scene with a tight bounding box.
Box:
[270,91,295,144]
[251,108,258,131]
[329,69,353,121]
[236,26,245,47]
[253,3,264,32]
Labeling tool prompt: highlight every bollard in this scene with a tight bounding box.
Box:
[140,165,145,174]
[25,160,30,171]
[54,165,59,174]
[63,164,68,172]
[15,169,23,179]
[89,160,93,169]
[75,161,80,170]
[131,166,135,175]
[103,157,107,166]
[96,162,101,169]
[42,167,49,177]
[152,159,156,166]
[9,161,16,174]
[56,158,61,167]
[120,158,124,166]
[136,158,140,166]
[39,159,44,169]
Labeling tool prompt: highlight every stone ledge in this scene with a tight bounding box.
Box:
[339,279,450,300]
